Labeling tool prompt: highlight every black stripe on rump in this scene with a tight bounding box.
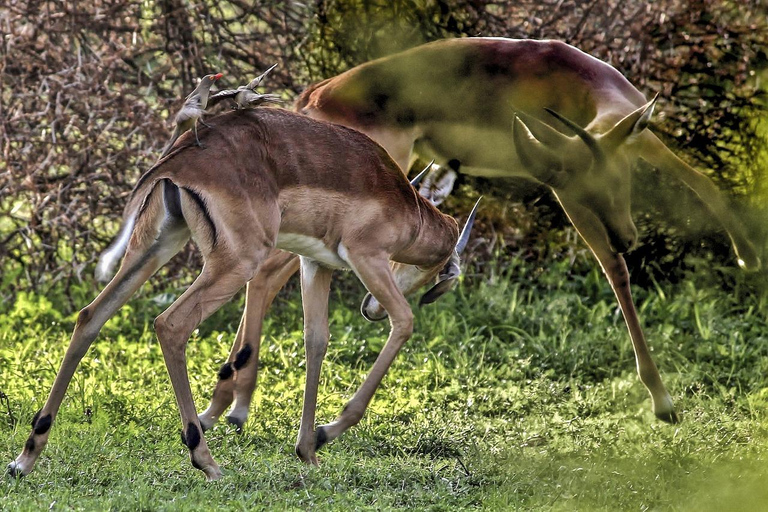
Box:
[180,187,218,248]
[163,179,183,219]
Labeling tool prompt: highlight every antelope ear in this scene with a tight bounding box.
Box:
[600,93,658,150]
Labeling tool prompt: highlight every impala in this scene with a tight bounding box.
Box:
[197,37,760,430]
[8,107,478,480]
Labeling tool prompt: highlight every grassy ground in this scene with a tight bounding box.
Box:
[2,258,768,511]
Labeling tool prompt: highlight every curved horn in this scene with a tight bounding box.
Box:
[456,197,481,254]
[419,198,481,306]
[410,159,434,187]
[516,110,571,149]
[544,108,606,168]
[512,115,564,182]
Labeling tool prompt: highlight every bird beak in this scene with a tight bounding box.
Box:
[213,73,223,80]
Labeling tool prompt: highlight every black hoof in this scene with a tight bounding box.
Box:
[315,427,328,451]
[225,416,244,433]
[7,463,24,479]
[656,409,682,424]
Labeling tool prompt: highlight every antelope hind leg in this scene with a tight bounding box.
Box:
[8,185,190,477]
[198,250,300,432]
[154,254,265,481]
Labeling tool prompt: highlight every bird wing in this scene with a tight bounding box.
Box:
[207,89,241,107]
[245,63,278,90]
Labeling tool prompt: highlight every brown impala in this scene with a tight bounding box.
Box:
[9,108,478,480]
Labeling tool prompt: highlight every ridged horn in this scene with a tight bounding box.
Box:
[456,197,481,254]
[516,110,571,149]
[512,115,562,177]
[544,108,605,168]
[410,159,435,187]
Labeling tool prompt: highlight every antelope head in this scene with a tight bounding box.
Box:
[361,196,481,321]
[512,96,658,254]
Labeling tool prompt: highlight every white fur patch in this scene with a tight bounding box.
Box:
[277,233,349,269]
[95,215,136,282]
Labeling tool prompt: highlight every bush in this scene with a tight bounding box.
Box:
[2,1,766,299]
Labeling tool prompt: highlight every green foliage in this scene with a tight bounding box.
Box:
[3,259,768,510]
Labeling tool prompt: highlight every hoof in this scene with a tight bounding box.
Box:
[203,465,223,481]
[225,415,244,433]
[655,409,682,424]
[295,445,319,466]
[198,415,216,432]
[7,461,26,478]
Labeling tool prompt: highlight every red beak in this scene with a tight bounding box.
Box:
[213,73,223,80]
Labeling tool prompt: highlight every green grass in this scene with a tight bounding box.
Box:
[2,259,768,511]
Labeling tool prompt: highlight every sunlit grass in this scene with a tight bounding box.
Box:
[2,260,768,510]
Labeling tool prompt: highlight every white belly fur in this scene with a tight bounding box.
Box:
[276,233,349,269]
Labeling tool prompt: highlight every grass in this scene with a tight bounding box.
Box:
[2,257,768,510]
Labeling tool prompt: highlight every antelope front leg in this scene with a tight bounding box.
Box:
[558,195,679,423]
[314,253,414,452]
[294,258,333,465]
[154,257,261,481]
[198,250,300,432]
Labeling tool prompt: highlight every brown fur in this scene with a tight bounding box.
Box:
[135,108,457,267]
[10,106,461,480]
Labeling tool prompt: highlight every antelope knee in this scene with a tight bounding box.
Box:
[153,314,170,339]
[153,314,183,346]
[391,311,414,339]
[76,307,91,328]
[72,307,99,351]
